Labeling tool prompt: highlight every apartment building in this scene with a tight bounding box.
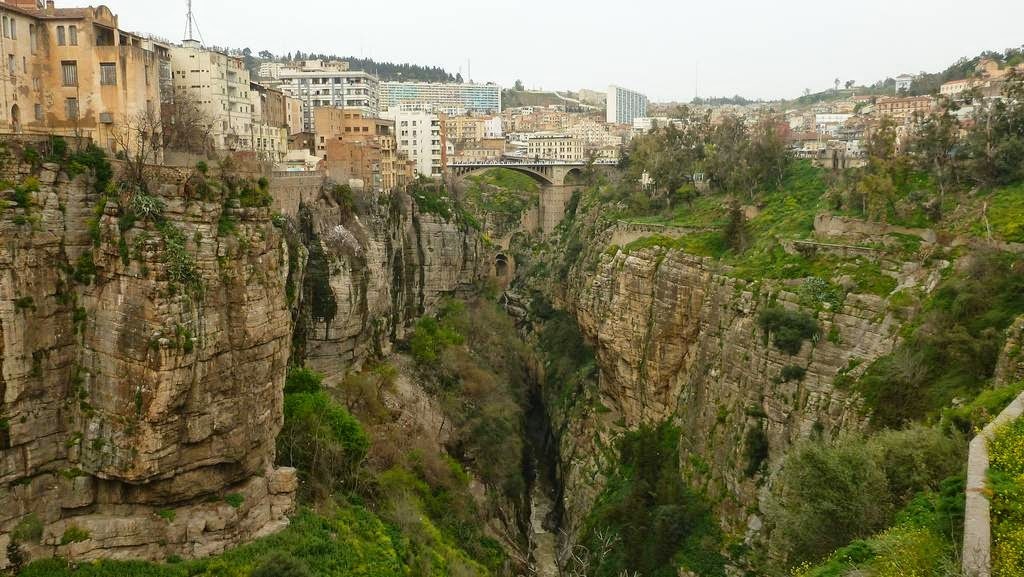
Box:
[170,39,254,151]
[526,133,585,162]
[606,85,648,125]
[380,81,500,115]
[314,107,401,191]
[875,96,933,122]
[0,1,166,158]
[382,109,444,178]
[277,60,378,132]
[249,81,288,162]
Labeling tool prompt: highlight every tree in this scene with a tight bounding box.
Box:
[258,50,274,59]
[845,79,856,89]
[162,92,215,159]
[910,97,961,212]
[724,197,750,252]
[964,70,1024,187]
[513,79,524,91]
[110,108,164,192]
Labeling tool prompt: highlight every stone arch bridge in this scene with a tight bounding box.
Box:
[448,159,617,187]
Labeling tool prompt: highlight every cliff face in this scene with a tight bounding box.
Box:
[549,245,918,536]
[292,190,488,382]
[0,159,296,565]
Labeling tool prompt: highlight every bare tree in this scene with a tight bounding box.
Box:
[110,108,164,192]
[161,91,215,160]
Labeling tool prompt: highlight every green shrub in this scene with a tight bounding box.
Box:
[578,422,725,577]
[855,250,1024,427]
[989,417,1024,576]
[60,526,90,545]
[283,366,323,395]
[409,316,464,365]
[72,252,97,285]
[780,364,807,382]
[277,371,369,499]
[11,513,43,544]
[758,306,819,355]
[224,493,244,508]
[250,552,312,577]
[765,426,962,569]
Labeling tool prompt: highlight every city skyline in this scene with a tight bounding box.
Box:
[100,0,1024,102]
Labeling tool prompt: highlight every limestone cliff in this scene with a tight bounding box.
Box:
[290,188,488,382]
[515,222,943,548]
[0,158,296,566]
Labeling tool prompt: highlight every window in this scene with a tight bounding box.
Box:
[29,24,36,53]
[6,54,13,75]
[57,26,65,46]
[34,103,43,121]
[9,17,15,40]
[100,62,116,85]
[65,97,79,119]
[2,16,8,39]
[68,25,77,46]
[61,61,77,86]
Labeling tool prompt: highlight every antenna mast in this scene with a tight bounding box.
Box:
[184,0,203,43]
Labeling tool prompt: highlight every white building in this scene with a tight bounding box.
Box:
[607,85,648,125]
[483,116,503,139]
[277,60,379,132]
[380,81,501,115]
[815,113,852,136]
[894,74,914,93]
[382,110,444,178]
[258,61,284,80]
[170,40,254,151]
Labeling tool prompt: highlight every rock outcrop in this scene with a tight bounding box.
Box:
[547,245,910,537]
[0,158,296,566]
[292,190,487,382]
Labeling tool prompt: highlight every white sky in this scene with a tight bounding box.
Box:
[103,0,1024,102]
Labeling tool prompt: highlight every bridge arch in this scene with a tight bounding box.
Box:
[451,165,557,186]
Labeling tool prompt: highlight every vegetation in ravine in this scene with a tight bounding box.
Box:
[575,423,725,577]
[763,425,964,570]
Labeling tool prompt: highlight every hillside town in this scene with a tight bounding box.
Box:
[3,0,1020,193]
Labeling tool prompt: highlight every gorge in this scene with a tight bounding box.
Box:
[1,126,1023,577]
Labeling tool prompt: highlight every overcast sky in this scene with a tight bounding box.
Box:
[103,0,1024,102]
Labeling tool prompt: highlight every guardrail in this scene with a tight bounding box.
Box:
[963,390,1024,577]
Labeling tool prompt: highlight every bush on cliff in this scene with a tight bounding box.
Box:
[757,306,819,355]
[765,426,963,570]
[277,367,369,500]
[855,249,1024,427]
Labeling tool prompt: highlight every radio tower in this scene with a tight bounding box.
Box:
[184,0,203,44]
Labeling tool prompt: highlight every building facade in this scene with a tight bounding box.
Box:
[606,84,648,125]
[170,40,254,151]
[0,1,165,159]
[526,133,585,161]
[380,81,500,115]
[382,109,444,178]
[277,60,378,132]
[314,106,400,191]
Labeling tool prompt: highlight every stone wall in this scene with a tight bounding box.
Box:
[0,159,296,567]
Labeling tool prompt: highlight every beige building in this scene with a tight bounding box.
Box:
[314,107,401,191]
[875,96,934,122]
[170,39,255,151]
[527,133,585,161]
[0,1,166,159]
